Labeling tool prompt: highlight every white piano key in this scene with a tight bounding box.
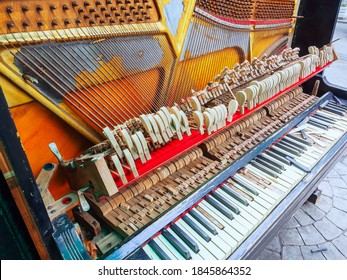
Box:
[166,228,203,260]
[176,219,224,260]
[153,236,180,260]
[271,146,313,166]
[156,235,185,260]
[193,200,253,235]
[246,165,294,190]
[142,244,161,260]
[218,188,264,222]
[239,174,288,201]
[235,174,285,200]
[186,213,237,254]
[213,189,256,232]
[262,152,305,177]
[199,201,248,244]
[234,178,283,206]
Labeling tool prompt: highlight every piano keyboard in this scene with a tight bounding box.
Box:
[140,100,347,260]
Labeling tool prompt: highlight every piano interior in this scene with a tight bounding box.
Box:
[0,0,346,260]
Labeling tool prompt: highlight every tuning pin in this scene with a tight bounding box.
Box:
[6,6,14,14]
[7,21,15,29]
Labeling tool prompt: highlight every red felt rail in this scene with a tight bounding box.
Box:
[113,62,332,190]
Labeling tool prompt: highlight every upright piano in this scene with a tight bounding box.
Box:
[0,0,346,260]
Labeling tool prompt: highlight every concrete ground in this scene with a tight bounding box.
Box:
[258,21,347,260]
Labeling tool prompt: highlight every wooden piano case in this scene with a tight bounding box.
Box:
[0,0,346,260]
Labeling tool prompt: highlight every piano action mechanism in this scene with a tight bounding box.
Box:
[0,0,345,260]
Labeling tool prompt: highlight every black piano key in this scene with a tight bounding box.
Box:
[326,104,346,113]
[286,134,313,146]
[211,191,240,214]
[314,112,337,123]
[258,154,286,170]
[310,116,333,128]
[254,157,283,174]
[265,150,292,165]
[170,223,200,253]
[162,228,192,260]
[232,177,259,196]
[189,209,218,235]
[205,196,234,220]
[182,215,211,242]
[126,248,151,260]
[278,141,305,154]
[330,98,346,107]
[275,143,302,156]
[148,239,171,260]
[331,97,346,107]
[285,156,311,173]
[322,107,345,116]
[250,160,279,178]
[300,130,308,140]
[220,184,249,206]
[270,146,291,158]
[281,138,307,151]
[308,119,329,130]
[311,115,335,125]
